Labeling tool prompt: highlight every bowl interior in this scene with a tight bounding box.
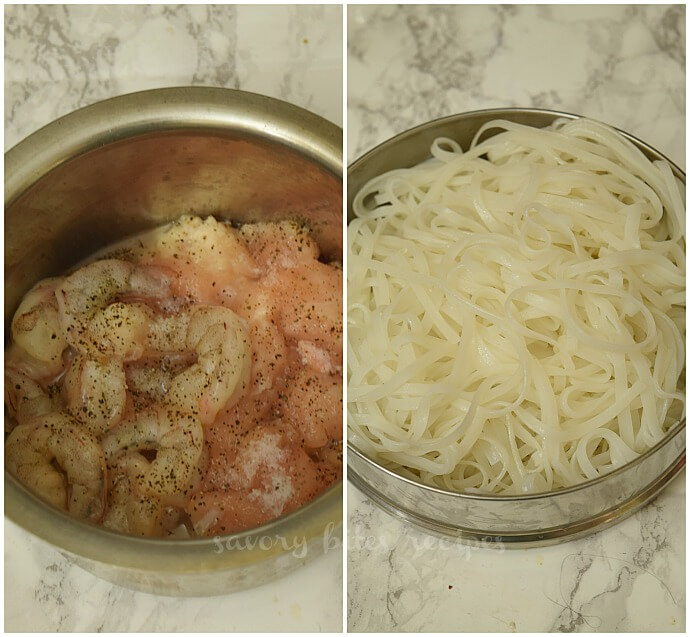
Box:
[5,88,343,581]
[7,120,342,320]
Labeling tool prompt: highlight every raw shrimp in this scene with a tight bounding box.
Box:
[4,342,63,384]
[5,368,54,428]
[153,306,251,425]
[82,302,248,439]
[124,352,197,409]
[11,277,68,377]
[5,413,106,521]
[56,259,173,358]
[63,357,127,435]
[5,215,343,538]
[125,364,171,405]
[100,405,204,501]
[103,453,180,536]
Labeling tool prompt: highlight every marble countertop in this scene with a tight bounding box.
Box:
[348,4,684,166]
[6,519,342,632]
[4,4,342,632]
[347,5,685,633]
[5,4,343,150]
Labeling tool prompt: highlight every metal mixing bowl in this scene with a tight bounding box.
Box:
[347,108,685,547]
[5,87,343,595]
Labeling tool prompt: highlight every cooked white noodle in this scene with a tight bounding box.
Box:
[348,118,685,494]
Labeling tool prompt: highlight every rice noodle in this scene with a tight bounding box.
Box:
[347,118,685,494]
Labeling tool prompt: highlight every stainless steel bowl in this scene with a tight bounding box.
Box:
[347,107,685,547]
[6,87,343,594]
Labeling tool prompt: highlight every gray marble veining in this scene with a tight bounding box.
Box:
[5,4,342,150]
[348,480,684,632]
[348,4,685,166]
[6,520,342,632]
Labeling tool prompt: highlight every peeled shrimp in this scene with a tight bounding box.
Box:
[56,259,172,358]
[11,277,68,377]
[103,453,179,536]
[5,216,343,538]
[5,368,54,428]
[149,306,251,425]
[4,342,63,385]
[100,405,204,501]
[5,413,106,521]
[63,357,127,435]
[124,352,197,408]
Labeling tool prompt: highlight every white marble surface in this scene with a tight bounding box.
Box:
[6,519,342,632]
[4,4,342,632]
[348,4,685,167]
[348,480,684,633]
[347,4,685,633]
[5,3,342,151]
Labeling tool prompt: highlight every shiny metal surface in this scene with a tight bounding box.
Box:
[347,108,686,546]
[5,87,343,595]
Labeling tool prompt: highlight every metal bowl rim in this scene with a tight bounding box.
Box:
[6,86,343,211]
[5,85,343,156]
[348,422,685,502]
[7,476,342,550]
[348,106,685,178]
